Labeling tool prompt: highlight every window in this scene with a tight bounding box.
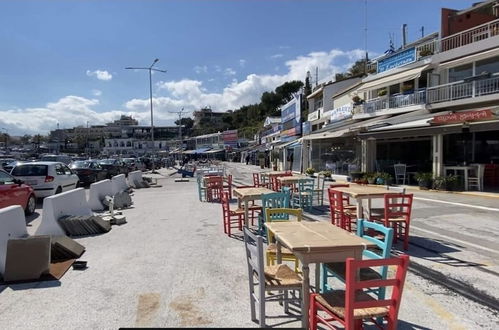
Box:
[0,171,14,184]
[476,56,499,75]
[55,164,65,175]
[63,165,72,175]
[11,165,48,176]
[448,63,473,83]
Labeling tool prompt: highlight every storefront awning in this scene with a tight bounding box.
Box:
[304,116,391,140]
[439,47,499,69]
[358,65,429,92]
[303,128,351,140]
[274,138,302,149]
[185,147,212,154]
[205,148,225,154]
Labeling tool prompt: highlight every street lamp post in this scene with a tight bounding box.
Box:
[125,59,167,153]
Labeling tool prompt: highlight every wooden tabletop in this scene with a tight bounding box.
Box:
[277,175,312,184]
[261,171,288,177]
[265,222,375,253]
[233,187,274,199]
[332,185,389,198]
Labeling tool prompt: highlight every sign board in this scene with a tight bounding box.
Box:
[430,109,494,125]
[280,94,302,139]
[222,129,238,147]
[330,103,353,123]
[302,122,311,135]
[377,47,416,73]
[307,111,319,121]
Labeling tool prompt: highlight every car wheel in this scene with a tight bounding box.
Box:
[55,186,62,194]
[25,195,36,215]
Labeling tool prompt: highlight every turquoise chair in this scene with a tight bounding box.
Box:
[258,191,290,235]
[321,219,394,298]
[196,175,207,202]
[292,178,314,211]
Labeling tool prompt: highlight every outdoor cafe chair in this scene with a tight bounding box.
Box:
[243,227,303,328]
[329,184,356,210]
[196,175,207,202]
[259,191,290,235]
[328,188,356,232]
[206,176,224,202]
[312,173,326,206]
[271,172,292,192]
[221,191,244,236]
[292,178,314,211]
[223,174,233,199]
[369,186,406,219]
[253,173,270,189]
[468,164,485,191]
[394,163,407,185]
[265,208,303,273]
[321,219,394,298]
[309,255,409,330]
[373,193,414,250]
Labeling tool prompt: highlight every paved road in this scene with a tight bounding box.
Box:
[0,167,497,329]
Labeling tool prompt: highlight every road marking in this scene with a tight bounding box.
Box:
[414,197,499,212]
[412,225,499,255]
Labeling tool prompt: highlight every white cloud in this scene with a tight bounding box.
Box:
[92,89,102,96]
[86,70,113,81]
[271,54,283,59]
[239,59,246,67]
[224,68,236,76]
[193,65,208,74]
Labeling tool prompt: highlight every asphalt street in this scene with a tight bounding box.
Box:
[0,166,497,329]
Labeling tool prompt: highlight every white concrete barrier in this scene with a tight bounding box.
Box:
[127,171,143,188]
[0,205,29,275]
[87,179,113,211]
[111,174,128,195]
[35,188,93,236]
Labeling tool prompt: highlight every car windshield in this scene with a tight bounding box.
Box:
[40,156,57,161]
[71,161,91,168]
[11,164,48,176]
[99,159,115,165]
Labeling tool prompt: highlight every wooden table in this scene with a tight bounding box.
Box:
[277,175,311,185]
[260,171,288,188]
[233,187,274,227]
[265,221,375,328]
[332,185,389,218]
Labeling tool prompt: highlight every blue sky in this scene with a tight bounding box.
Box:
[0,0,473,135]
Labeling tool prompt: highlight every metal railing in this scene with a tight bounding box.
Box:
[441,18,499,52]
[427,74,499,103]
[360,89,426,114]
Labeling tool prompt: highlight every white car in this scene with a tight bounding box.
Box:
[10,161,79,198]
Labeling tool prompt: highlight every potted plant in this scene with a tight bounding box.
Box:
[445,174,459,191]
[365,172,377,185]
[377,89,387,97]
[375,172,392,185]
[305,167,316,177]
[432,176,446,190]
[419,48,433,57]
[415,172,433,190]
[321,170,333,181]
[257,152,265,169]
[352,95,363,105]
[350,171,365,182]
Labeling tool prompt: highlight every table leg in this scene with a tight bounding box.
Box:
[276,241,282,264]
[244,200,250,228]
[356,197,363,219]
[301,262,310,329]
[367,198,372,219]
[315,263,320,293]
[464,169,469,191]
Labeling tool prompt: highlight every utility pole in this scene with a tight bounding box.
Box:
[169,108,189,150]
[86,121,89,158]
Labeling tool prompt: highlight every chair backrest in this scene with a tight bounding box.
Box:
[384,193,414,222]
[386,186,406,193]
[265,208,302,243]
[297,178,315,192]
[327,188,346,227]
[315,174,325,191]
[206,176,223,187]
[356,219,394,280]
[221,191,231,214]
[225,174,232,186]
[344,255,410,329]
[261,192,291,214]
[243,227,265,289]
[252,173,261,187]
[394,164,406,176]
[281,186,293,200]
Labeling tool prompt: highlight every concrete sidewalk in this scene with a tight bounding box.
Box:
[0,169,497,329]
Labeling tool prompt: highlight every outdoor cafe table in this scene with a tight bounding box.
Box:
[260,171,288,183]
[276,174,310,185]
[265,221,376,328]
[332,185,389,218]
[233,187,274,227]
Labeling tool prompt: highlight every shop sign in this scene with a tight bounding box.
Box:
[330,103,353,123]
[307,111,319,121]
[431,109,494,125]
[281,94,302,125]
[222,129,238,147]
[377,47,416,73]
[302,122,311,135]
[281,126,301,137]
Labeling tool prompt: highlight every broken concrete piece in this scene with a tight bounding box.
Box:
[3,236,51,282]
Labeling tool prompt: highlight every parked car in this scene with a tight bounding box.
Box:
[122,158,138,172]
[3,160,26,173]
[10,162,79,198]
[0,158,16,170]
[69,160,108,186]
[99,159,128,178]
[0,169,37,215]
[39,154,73,165]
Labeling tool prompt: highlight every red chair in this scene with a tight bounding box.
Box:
[329,184,356,210]
[328,188,356,232]
[221,192,244,236]
[206,176,224,202]
[223,174,233,199]
[234,185,261,226]
[252,173,269,188]
[374,193,414,250]
[309,255,410,330]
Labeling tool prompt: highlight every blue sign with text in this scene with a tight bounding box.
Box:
[377,47,416,73]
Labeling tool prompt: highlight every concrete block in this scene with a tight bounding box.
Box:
[111,174,128,195]
[3,236,51,282]
[87,179,113,211]
[127,171,143,188]
[35,188,93,236]
[0,205,29,276]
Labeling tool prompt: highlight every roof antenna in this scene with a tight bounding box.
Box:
[364,0,368,73]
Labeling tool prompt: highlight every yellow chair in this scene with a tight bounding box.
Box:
[265,208,302,273]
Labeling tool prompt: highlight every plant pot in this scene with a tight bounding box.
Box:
[375,178,385,185]
[367,178,376,184]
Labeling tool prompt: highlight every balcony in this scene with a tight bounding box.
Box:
[355,89,426,116]
[427,73,499,104]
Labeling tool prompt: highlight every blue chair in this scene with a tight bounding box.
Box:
[321,219,394,298]
[292,178,314,211]
[258,191,290,235]
[196,175,207,202]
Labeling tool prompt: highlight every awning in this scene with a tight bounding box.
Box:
[307,86,324,99]
[186,147,211,154]
[358,65,429,92]
[303,128,351,140]
[274,138,302,149]
[304,115,391,140]
[205,148,225,154]
[438,47,499,69]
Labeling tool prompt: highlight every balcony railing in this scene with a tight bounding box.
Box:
[427,74,499,104]
[358,89,426,115]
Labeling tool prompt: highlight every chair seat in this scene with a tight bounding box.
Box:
[386,216,407,222]
[266,243,294,255]
[264,264,302,287]
[315,290,388,319]
[343,205,357,210]
[334,209,356,217]
[232,208,246,215]
[324,262,382,281]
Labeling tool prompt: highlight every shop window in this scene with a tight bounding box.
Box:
[448,63,473,83]
[475,56,499,75]
[389,84,400,95]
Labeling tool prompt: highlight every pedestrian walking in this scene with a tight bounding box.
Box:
[245,154,250,165]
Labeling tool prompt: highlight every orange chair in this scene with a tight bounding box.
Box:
[221,192,244,236]
[328,188,356,232]
[309,255,410,330]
